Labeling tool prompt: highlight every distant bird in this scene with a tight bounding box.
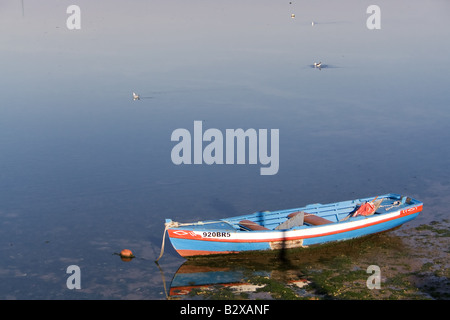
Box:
[314,62,322,68]
[132,92,140,101]
[311,21,315,26]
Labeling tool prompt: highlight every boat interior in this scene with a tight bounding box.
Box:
[222,194,418,231]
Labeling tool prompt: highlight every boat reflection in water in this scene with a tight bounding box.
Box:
[156,227,412,300]
[163,259,310,299]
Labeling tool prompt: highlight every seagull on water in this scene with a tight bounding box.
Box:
[313,62,322,68]
[132,92,140,101]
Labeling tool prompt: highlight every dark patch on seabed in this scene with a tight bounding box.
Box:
[166,220,450,300]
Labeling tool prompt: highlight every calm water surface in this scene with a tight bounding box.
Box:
[1,0,449,299]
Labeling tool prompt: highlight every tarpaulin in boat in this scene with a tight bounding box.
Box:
[353,199,383,217]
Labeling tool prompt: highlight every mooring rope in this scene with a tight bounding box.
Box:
[380,200,402,211]
[155,221,183,262]
[154,220,233,262]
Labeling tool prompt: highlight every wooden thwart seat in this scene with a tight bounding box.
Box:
[239,220,269,231]
[285,211,333,226]
[239,212,333,231]
[303,214,333,226]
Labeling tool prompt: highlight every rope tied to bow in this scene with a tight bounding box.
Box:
[154,220,232,262]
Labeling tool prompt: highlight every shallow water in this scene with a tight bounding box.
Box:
[0,0,449,299]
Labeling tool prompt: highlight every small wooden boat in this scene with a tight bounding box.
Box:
[157,193,422,259]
